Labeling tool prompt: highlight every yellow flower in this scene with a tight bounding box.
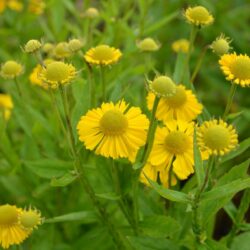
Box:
[19,208,42,230]
[147,85,202,122]
[53,42,71,59]
[0,1,6,13]
[84,7,99,18]
[0,94,13,120]
[210,34,231,56]
[40,61,77,88]
[0,204,30,249]
[42,43,54,54]
[148,75,176,98]
[219,53,250,87]
[137,38,160,52]
[171,39,190,53]
[7,0,23,12]
[149,120,195,180]
[84,45,122,66]
[68,39,84,52]
[184,6,214,27]
[140,162,177,188]
[77,100,149,162]
[197,119,238,158]
[29,59,53,89]
[28,0,46,15]
[0,60,23,79]
[24,39,42,53]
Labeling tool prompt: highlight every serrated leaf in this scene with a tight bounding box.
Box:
[45,211,97,224]
[50,172,78,187]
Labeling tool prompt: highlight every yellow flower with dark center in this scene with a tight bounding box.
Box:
[219,53,250,87]
[149,120,195,180]
[184,6,214,27]
[40,61,77,88]
[197,119,238,158]
[84,45,122,66]
[0,204,30,249]
[210,34,231,56]
[19,208,42,230]
[171,39,190,53]
[0,94,13,120]
[77,100,149,162]
[0,60,23,79]
[137,38,160,52]
[147,85,202,122]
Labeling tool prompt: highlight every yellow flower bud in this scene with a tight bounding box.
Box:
[84,7,99,18]
[0,60,23,79]
[24,39,42,53]
[19,208,42,230]
[137,38,160,52]
[210,34,231,56]
[68,39,84,52]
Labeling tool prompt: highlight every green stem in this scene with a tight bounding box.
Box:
[14,77,22,97]
[167,157,174,189]
[223,83,237,120]
[86,62,96,108]
[100,66,106,102]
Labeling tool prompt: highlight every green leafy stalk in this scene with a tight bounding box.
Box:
[223,83,237,119]
[100,66,106,102]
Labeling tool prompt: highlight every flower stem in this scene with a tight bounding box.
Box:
[100,66,106,102]
[86,62,96,108]
[14,77,22,97]
[223,83,237,120]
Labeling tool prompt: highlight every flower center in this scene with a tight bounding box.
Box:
[230,57,250,80]
[45,62,70,82]
[20,210,40,229]
[2,61,21,75]
[164,131,189,154]
[0,205,18,225]
[92,45,114,61]
[203,125,230,150]
[166,87,187,108]
[100,110,128,135]
[151,76,176,97]
[189,6,210,22]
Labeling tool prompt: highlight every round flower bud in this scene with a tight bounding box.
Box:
[171,39,190,53]
[68,39,83,52]
[210,34,231,56]
[42,43,54,54]
[85,7,99,18]
[19,208,42,230]
[0,60,23,79]
[24,39,42,53]
[149,76,176,98]
[54,42,71,59]
[137,38,160,52]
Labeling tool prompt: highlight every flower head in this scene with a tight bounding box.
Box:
[42,43,54,54]
[19,208,42,230]
[0,94,13,120]
[77,100,149,162]
[137,38,160,52]
[210,34,232,56]
[0,60,23,79]
[24,39,42,53]
[0,204,30,249]
[54,42,71,59]
[184,6,214,27]
[84,45,122,66]
[147,85,202,122]
[84,7,99,18]
[171,39,190,53]
[197,119,238,158]
[219,53,250,87]
[7,0,23,12]
[148,75,176,98]
[40,61,77,88]
[149,120,195,180]
[68,39,84,52]
[28,0,46,15]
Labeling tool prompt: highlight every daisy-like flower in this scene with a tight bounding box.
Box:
[0,60,23,79]
[149,120,195,180]
[184,6,214,27]
[77,100,149,162]
[147,85,202,122]
[171,39,190,53]
[0,94,13,120]
[84,45,122,66]
[19,207,42,230]
[137,38,160,52]
[219,53,250,87]
[28,0,46,15]
[40,61,77,88]
[197,119,238,158]
[0,204,30,249]
[210,34,232,56]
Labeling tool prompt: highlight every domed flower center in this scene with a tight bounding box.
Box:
[166,87,187,108]
[151,76,176,97]
[138,38,159,51]
[92,45,114,61]
[203,125,230,150]
[189,6,210,22]
[164,131,189,154]
[45,62,70,82]
[20,210,40,229]
[231,57,250,80]
[2,61,21,75]
[0,205,18,225]
[100,110,128,135]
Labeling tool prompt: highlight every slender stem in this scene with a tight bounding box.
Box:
[86,62,96,108]
[100,66,106,102]
[191,45,208,83]
[14,77,22,97]
[167,157,174,189]
[223,83,237,120]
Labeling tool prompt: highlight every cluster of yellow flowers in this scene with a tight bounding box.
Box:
[0,204,42,249]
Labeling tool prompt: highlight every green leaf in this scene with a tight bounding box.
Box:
[238,223,250,232]
[45,211,97,224]
[220,138,250,163]
[139,215,180,238]
[50,172,78,187]
[201,178,250,201]
[193,128,205,187]
[230,232,250,250]
[147,177,190,203]
[24,159,74,179]
[173,52,186,83]
[95,192,121,200]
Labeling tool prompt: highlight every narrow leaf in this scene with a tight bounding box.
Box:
[50,172,78,187]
